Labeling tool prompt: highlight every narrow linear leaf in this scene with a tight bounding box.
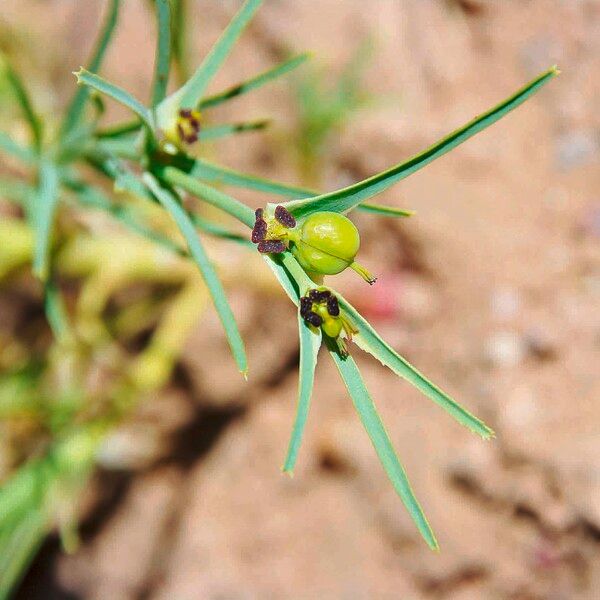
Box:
[0,131,415,224]
[282,314,321,474]
[199,53,310,110]
[87,151,153,200]
[62,176,183,254]
[198,118,270,141]
[190,213,252,247]
[184,159,416,218]
[327,340,439,550]
[113,167,153,199]
[285,67,559,218]
[57,123,98,164]
[337,294,494,439]
[263,254,301,305]
[356,202,414,218]
[143,173,248,376]
[161,166,255,227]
[151,0,171,106]
[61,0,121,136]
[171,0,191,84]
[32,160,60,281]
[259,252,322,474]
[96,136,141,160]
[96,119,141,138]
[262,251,314,306]
[0,54,43,150]
[176,0,263,108]
[66,171,248,252]
[89,128,416,221]
[59,96,107,159]
[74,68,153,130]
[276,251,315,293]
[187,157,315,199]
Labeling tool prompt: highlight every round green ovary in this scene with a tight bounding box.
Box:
[315,303,343,338]
[291,212,360,275]
[321,317,342,338]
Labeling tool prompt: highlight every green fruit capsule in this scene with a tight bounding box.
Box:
[290,212,376,284]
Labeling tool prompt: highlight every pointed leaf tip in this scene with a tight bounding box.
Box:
[284,66,560,218]
[282,315,321,473]
[143,174,248,375]
[336,294,494,440]
[327,345,439,550]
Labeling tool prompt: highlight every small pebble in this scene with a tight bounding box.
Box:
[524,329,558,361]
[490,287,521,321]
[502,385,540,430]
[484,331,525,367]
[555,130,599,170]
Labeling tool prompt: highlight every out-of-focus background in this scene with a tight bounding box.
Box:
[1,0,599,598]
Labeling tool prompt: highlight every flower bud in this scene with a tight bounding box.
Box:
[251,205,296,254]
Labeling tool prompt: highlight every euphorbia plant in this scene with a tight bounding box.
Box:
[76,0,558,550]
[0,0,558,561]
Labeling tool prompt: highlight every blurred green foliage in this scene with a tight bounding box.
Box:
[291,39,373,187]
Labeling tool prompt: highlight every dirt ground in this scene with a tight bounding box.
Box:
[3,0,600,598]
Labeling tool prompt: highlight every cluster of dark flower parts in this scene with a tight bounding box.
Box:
[176,108,202,145]
[300,288,356,356]
[251,205,296,253]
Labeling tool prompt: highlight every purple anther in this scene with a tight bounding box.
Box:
[274,205,296,229]
[257,239,286,254]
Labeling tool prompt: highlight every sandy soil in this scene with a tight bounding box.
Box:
[3,0,600,598]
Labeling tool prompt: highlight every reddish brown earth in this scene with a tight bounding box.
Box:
[3,0,600,598]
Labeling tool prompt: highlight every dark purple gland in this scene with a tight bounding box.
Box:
[308,289,330,303]
[274,205,296,229]
[255,208,264,219]
[251,218,267,243]
[326,295,340,316]
[300,296,313,318]
[257,239,286,254]
[176,109,201,144]
[305,311,323,327]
